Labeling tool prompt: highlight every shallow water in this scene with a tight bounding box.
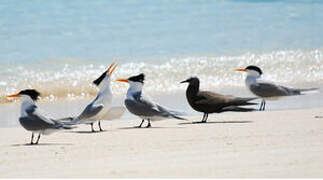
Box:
[1,0,323,62]
[0,49,322,103]
[1,0,323,127]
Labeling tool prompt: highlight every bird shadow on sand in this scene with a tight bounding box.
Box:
[118,126,185,130]
[178,120,253,125]
[11,143,73,147]
[65,129,112,134]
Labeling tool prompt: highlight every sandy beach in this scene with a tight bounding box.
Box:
[1,107,323,178]
[1,0,323,178]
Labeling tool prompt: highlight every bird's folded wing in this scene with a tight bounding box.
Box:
[77,104,104,120]
[26,105,56,125]
[56,117,74,122]
[139,96,160,112]
[251,82,290,97]
[195,91,227,105]
[100,106,126,120]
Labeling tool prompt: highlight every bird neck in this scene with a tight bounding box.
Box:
[97,76,111,91]
[245,74,259,87]
[126,82,143,100]
[20,96,36,117]
[93,82,113,106]
[94,90,112,105]
[186,83,199,97]
[97,78,112,94]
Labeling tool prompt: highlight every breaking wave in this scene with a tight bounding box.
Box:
[0,48,322,103]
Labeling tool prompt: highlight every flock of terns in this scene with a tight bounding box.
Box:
[4,63,317,145]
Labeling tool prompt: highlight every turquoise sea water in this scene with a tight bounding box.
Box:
[0,0,323,101]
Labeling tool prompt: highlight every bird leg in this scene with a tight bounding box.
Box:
[98,121,103,131]
[136,119,144,128]
[201,113,208,123]
[262,100,266,111]
[35,133,41,144]
[259,99,266,111]
[91,123,95,132]
[30,132,34,145]
[259,100,264,111]
[200,114,205,122]
[146,119,151,128]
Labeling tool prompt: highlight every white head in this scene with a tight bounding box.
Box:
[93,63,118,91]
[235,65,263,78]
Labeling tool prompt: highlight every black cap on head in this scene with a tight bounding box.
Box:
[19,89,40,101]
[93,71,108,86]
[128,73,145,83]
[246,65,263,75]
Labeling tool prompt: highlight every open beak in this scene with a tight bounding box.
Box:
[115,79,129,83]
[234,68,247,72]
[5,93,20,98]
[106,62,118,76]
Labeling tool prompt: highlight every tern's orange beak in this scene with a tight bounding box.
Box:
[115,79,129,83]
[109,64,118,76]
[106,62,118,76]
[234,68,247,72]
[5,93,20,98]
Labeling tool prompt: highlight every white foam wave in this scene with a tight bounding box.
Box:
[1,49,322,103]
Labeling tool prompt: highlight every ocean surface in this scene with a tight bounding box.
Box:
[1,0,323,102]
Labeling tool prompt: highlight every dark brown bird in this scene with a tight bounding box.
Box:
[181,77,258,123]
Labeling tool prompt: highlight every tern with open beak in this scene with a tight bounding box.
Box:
[235,65,318,111]
[69,63,124,132]
[5,89,74,145]
[181,77,258,123]
[116,73,186,128]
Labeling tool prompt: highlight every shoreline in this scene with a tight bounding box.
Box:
[1,81,322,128]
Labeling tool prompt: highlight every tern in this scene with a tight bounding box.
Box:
[5,89,74,145]
[69,63,124,132]
[181,77,257,123]
[235,65,318,111]
[116,73,185,128]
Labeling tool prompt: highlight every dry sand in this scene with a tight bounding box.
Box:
[0,108,323,178]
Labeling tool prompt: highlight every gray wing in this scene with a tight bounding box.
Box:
[125,97,162,117]
[19,105,60,131]
[250,82,300,97]
[125,96,185,119]
[76,102,104,121]
[125,94,174,117]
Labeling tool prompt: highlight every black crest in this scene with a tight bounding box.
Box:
[93,71,108,86]
[128,73,145,83]
[19,89,41,101]
[246,65,263,75]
